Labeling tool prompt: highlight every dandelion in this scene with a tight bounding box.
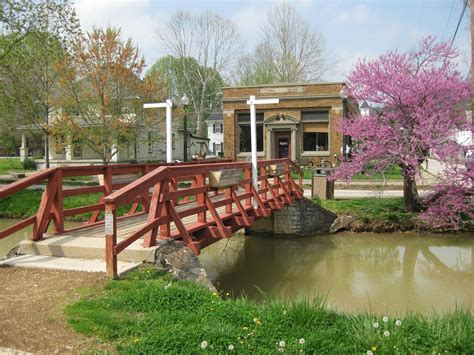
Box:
[226,292,230,297]
[382,316,388,323]
[299,338,305,345]
[395,320,402,326]
[371,346,377,352]
[278,347,285,353]
[228,344,234,351]
[242,326,249,331]
[133,338,140,343]
[383,331,390,337]
[373,322,379,329]
[201,341,208,349]
[212,292,218,297]
[367,351,373,355]
[279,340,286,348]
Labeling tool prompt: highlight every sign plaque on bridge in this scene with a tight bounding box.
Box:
[143,99,173,163]
[247,95,279,207]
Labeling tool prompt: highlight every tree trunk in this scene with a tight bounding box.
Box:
[403,173,421,212]
[44,133,50,168]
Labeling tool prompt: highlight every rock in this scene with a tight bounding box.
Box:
[154,240,216,292]
[329,215,354,233]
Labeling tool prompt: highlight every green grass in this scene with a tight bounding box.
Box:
[65,266,473,354]
[0,189,133,221]
[353,165,403,181]
[315,197,414,225]
[0,158,33,174]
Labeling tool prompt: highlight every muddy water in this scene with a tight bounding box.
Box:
[0,219,81,257]
[199,232,473,315]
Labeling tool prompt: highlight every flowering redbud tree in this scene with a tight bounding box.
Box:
[333,37,471,215]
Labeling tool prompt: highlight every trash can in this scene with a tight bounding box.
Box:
[311,168,334,200]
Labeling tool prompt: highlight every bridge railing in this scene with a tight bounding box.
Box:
[0,159,229,242]
[103,158,304,277]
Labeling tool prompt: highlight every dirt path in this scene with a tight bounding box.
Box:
[0,267,112,354]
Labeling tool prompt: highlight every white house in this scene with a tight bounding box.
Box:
[19,115,210,168]
[205,110,224,156]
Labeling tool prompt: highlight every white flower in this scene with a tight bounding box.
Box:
[279,340,286,347]
[382,316,388,323]
[373,322,379,329]
[283,310,287,315]
[395,319,402,326]
[367,351,373,355]
[228,344,234,351]
[200,341,208,349]
[383,330,390,337]
[278,347,285,353]
[299,338,305,345]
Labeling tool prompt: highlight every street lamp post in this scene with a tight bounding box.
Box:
[181,94,190,162]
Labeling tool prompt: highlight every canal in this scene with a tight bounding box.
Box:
[199,232,473,315]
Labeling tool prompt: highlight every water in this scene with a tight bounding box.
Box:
[0,218,81,257]
[199,232,473,315]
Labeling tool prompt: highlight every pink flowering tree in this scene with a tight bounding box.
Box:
[333,37,471,215]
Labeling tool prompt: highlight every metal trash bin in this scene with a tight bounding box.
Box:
[311,167,334,200]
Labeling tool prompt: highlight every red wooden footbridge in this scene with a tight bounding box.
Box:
[0,159,303,278]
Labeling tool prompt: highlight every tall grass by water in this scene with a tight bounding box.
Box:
[65,266,473,354]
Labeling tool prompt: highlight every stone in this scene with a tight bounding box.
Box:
[329,215,354,233]
[247,197,337,236]
[154,240,216,292]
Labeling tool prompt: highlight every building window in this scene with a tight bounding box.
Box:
[55,134,65,154]
[302,111,329,152]
[238,113,264,152]
[147,132,153,154]
[215,123,222,133]
[72,136,82,158]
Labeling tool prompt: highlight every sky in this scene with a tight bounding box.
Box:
[74,0,471,82]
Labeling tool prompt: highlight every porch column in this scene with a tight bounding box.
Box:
[110,144,119,162]
[266,128,273,159]
[20,132,27,161]
[65,144,72,161]
[291,128,297,161]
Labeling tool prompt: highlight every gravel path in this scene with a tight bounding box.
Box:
[0,267,112,354]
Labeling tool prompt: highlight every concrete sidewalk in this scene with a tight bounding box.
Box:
[303,189,430,199]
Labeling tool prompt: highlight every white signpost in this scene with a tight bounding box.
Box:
[246,95,279,207]
[143,99,173,163]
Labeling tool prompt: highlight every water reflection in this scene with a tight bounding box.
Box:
[199,233,473,315]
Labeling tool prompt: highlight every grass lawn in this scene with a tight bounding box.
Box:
[0,189,132,221]
[65,266,473,354]
[352,165,403,181]
[315,197,414,224]
[0,158,34,175]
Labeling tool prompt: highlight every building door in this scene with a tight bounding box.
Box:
[275,132,290,158]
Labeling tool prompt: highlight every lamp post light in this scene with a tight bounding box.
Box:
[181,94,190,162]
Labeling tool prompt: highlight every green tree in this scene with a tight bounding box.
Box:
[0,0,80,166]
[56,27,164,164]
[148,55,224,132]
[158,11,241,136]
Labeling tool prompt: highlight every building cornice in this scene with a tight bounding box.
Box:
[222,94,343,103]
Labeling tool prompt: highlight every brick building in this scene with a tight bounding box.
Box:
[222,82,357,165]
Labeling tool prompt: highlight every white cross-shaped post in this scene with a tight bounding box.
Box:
[246,95,279,207]
[143,99,173,163]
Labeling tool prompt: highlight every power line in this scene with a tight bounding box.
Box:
[442,0,456,41]
[450,0,468,46]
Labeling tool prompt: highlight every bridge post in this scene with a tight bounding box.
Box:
[105,203,118,279]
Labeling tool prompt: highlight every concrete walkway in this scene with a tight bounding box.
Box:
[0,255,140,274]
